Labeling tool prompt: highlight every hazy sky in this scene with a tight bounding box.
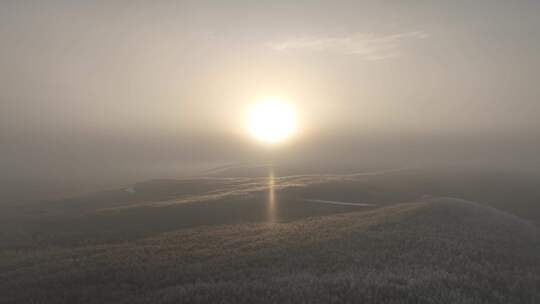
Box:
[1,0,540,182]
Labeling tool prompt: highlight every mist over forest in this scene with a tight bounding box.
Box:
[1,1,540,303]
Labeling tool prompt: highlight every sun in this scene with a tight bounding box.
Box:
[246,99,297,144]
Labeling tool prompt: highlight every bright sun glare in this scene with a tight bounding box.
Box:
[246,99,297,144]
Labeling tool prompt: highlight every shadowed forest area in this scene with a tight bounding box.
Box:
[2,168,540,303]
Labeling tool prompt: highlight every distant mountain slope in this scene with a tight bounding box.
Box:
[2,197,539,304]
[4,168,540,252]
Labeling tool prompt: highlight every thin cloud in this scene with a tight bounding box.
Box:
[267,31,428,60]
